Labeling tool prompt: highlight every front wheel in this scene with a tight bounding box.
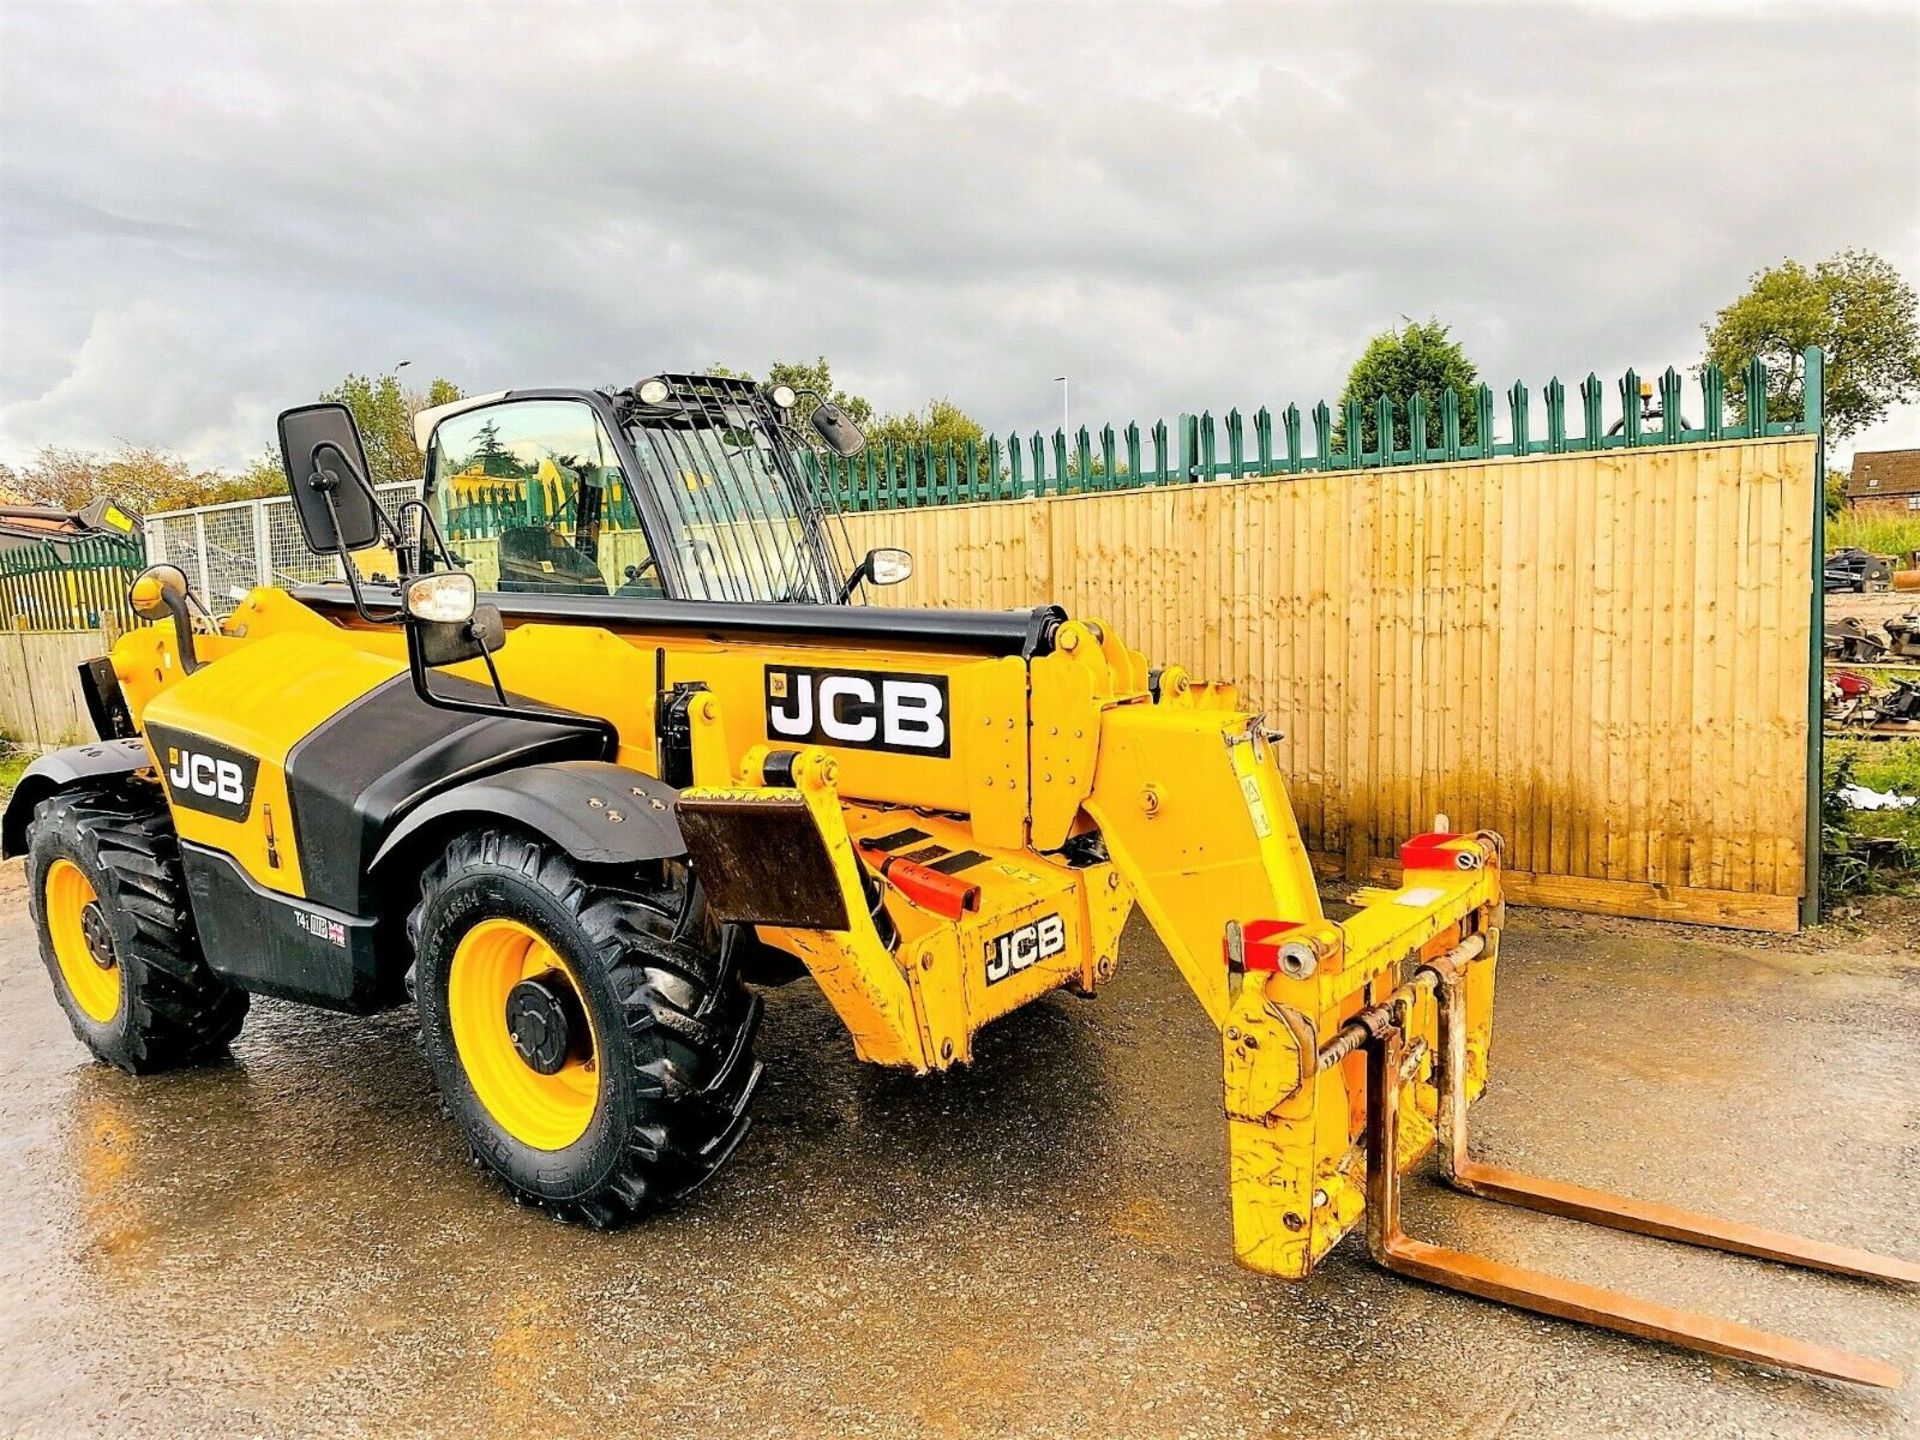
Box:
[25,782,248,1072]
[408,828,762,1226]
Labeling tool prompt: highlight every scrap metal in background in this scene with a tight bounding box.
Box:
[1824,548,1895,596]
[1827,617,1890,664]
[1823,669,1920,733]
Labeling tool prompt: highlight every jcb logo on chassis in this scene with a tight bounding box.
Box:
[985,913,1066,986]
[147,725,258,822]
[765,665,949,757]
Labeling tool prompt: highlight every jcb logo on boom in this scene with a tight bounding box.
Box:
[147,725,258,822]
[765,665,949,757]
[985,913,1066,986]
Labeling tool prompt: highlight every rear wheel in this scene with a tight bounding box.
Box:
[409,828,762,1225]
[26,782,249,1072]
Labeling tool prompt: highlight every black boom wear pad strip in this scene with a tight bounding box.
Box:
[863,827,931,852]
[929,850,990,875]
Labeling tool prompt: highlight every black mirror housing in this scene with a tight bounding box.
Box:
[810,401,867,458]
[414,605,505,670]
[278,403,381,555]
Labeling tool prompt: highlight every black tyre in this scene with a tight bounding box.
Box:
[408,827,762,1226]
[26,781,249,1073]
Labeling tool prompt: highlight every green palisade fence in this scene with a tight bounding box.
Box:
[807,348,1828,512]
[0,532,148,633]
[443,476,647,540]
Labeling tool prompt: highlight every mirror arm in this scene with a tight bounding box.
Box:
[160,587,201,674]
[316,484,403,625]
[398,496,459,576]
[358,480,408,560]
[836,553,874,605]
[306,442,416,619]
[476,635,509,706]
[402,622,619,759]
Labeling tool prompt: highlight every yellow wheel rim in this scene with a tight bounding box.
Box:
[45,858,121,1025]
[447,918,600,1151]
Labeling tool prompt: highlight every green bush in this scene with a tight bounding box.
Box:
[1826,508,1920,560]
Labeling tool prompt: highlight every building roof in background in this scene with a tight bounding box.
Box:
[1847,449,1920,499]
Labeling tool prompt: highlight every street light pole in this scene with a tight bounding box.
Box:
[1053,375,1069,440]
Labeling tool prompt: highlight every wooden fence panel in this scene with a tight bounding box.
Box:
[0,628,108,749]
[847,436,1816,931]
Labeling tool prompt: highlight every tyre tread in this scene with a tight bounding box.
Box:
[27,780,248,1073]
[409,827,761,1225]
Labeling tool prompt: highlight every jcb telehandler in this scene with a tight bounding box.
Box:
[6,374,1913,1386]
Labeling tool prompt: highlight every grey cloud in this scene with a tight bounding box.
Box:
[2,0,1915,474]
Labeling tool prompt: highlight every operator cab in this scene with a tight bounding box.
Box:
[242,376,926,768]
[413,374,905,608]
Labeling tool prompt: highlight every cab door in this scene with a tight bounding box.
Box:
[423,396,665,600]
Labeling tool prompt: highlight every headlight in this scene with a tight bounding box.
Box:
[770,384,798,409]
[636,377,671,405]
[404,571,477,624]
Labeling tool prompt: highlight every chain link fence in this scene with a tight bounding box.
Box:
[143,484,416,617]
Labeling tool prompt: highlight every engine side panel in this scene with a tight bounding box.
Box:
[140,631,405,901]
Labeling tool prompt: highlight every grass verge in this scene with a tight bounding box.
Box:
[0,743,28,804]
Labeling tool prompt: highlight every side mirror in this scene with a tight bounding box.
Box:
[128,563,191,622]
[810,400,867,458]
[278,403,381,555]
[128,563,201,672]
[866,547,912,585]
[402,572,503,669]
[837,546,913,603]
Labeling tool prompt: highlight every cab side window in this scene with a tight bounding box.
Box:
[428,400,660,598]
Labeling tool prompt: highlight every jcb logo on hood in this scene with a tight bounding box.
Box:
[765,665,949,757]
[147,725,258,822]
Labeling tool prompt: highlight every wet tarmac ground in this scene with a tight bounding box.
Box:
[1,874,1916,1439]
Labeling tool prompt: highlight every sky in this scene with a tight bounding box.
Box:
[2,0,1916,476]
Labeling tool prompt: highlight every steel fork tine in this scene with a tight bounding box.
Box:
[1433,973,1920,1287]
[1365,1024,1905,1388]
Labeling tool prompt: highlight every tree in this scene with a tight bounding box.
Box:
[465,418,525,478]
[10,447,100,509]
[1702,250,1920,441]
[869,397,984,453]
[1065,453,1130,483]
[6,444,263,513]
[707,356,876,431]
[1825,466,1849,519]
[1333,319,1481,454]
[705,356,986,457]
[8,442,314,517]
[231,450,290,500]
[320,369,464,487]
[764,358,874,429]
[0,366,462,519]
